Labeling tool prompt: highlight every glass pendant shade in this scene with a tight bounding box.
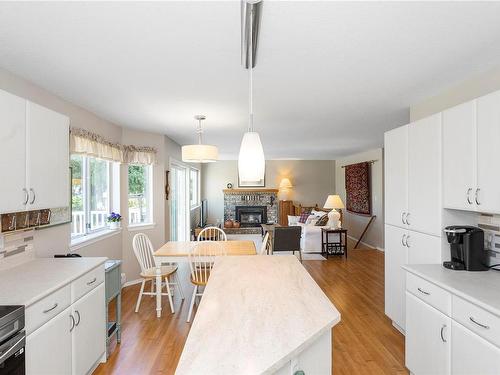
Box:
[182,144,218,163]
[238,131,265,182]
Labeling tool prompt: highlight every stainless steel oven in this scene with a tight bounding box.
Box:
[0,306,25,375]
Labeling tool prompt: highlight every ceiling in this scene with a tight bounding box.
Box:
[1,2,500,159]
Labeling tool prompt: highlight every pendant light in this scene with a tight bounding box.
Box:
[238,1,265,183]
[182,115,218,163]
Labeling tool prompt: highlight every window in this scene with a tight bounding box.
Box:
[189,168,200,207]
[71,155,111,238]
[128,164,153,225]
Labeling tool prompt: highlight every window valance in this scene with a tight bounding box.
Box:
[70,127,157,165]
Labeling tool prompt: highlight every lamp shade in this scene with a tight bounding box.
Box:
[182,144,218,163]
[323,194,345,209]
[238,131,265,182]
[279,178,293,189]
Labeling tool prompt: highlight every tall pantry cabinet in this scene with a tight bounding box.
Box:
[384,113,443,331]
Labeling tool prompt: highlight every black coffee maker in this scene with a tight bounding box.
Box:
[443,226,488,271]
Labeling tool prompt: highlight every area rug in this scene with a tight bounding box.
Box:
[345,161,371,215]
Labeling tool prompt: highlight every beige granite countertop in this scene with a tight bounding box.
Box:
[0,257,107,307]
[403,264,500,317]
[175,255,341,375]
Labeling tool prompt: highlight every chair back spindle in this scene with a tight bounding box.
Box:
[197,226,227,241]
[133,233,156,272]
[188,241,226,284]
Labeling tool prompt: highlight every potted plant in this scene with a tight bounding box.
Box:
[107,212,122,229]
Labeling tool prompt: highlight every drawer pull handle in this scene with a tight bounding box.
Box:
[469,316,490,330]
[87,277,97,285]
[417,287,430,296]
[43,303,58,313]
[75,310,81,326]
[440,324,447,342]
[70,314,75,332]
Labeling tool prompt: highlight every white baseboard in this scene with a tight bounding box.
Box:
[122,278,143,288]
[347,235,378,250]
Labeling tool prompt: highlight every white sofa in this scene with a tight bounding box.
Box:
[288,210,340,254]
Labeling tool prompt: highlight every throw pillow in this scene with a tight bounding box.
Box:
[315,214,329,226]
[301,207,313,215]
[288,215,300,226]
[305,215,317,225]
[298,213,310,223]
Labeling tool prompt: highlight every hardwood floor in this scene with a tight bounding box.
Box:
[95,241,407,375]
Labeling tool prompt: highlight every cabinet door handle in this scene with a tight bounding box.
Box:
[440,324,447,342]
[29,188,36,204]
[75,310,81,326]
[466,188,473,204]
[469,316,490,329]
[405,213,410,226]
[43,302,58,314]
[417,287,430,296]
[475,188,481,205]
[401,212,407,224]
[405,235,410,248]
[22,188,29,205]
[70,314,75,332]
[401,234,407,247]
[86,277,97,285]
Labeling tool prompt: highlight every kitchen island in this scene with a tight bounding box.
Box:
[176,255,341,375]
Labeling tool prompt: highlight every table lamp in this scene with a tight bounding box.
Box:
[323,194,344,227]
[279,178,293,200]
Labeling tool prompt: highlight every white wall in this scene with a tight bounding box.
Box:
[0,67,182,281]
[335,148,384,250]
[201,160,335,224]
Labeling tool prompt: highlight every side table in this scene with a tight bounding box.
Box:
[321,228,348,258]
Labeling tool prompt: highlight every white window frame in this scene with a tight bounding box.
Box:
[71,155,113,240]
[189,167,201,209]
[127,163,154,227]
[169,158,191,241]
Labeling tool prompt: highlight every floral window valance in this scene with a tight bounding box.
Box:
[70,127,157,165]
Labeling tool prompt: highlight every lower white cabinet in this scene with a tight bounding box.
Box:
[25,265,106,375]
[405,292,450,375]
[385,224,441,331]
[451,321,500,375]
[72,284,105,375]
[26,306,73,375]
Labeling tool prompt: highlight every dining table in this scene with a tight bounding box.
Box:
[152,240,256,317]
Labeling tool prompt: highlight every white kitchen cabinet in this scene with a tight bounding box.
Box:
[451,321,500,375]
[0,89,27,214]
[384,125,408,228]
[26,101,70,210]
[385,224,408,330]
[385,225,442,331]
[408,113,442,236]
[442,100,476,211]
[405,292,451,375]
[72,283,105,375]
[476,90,500,214]
[26,306,73,375]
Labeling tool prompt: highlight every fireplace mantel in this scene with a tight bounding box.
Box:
[223,188,279,194]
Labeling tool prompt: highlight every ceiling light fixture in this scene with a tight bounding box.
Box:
[182,115,218,163]
[238,0,265,183]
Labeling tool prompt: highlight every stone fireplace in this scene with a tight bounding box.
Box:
[223,189,278,230]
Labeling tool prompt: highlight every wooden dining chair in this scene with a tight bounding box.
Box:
[273,226,303,262]
[132,233,184,314]
[259,232,271,255]
[197,226,227,241]
[187,241,226,322]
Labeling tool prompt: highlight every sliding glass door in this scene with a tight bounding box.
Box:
[170,161,189,241]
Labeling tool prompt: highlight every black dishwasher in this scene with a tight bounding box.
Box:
[0,306,25,375]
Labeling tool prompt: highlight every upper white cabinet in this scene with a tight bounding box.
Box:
[408,114,442,236]
[0,89,27,213]
[442,100,476,211]
[476,90,500,214]
[27,101,70,209]
[0,89,69,214]
[384,125,408,229]
[443,91,500,214]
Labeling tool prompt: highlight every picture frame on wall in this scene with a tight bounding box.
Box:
[238,170,266,187]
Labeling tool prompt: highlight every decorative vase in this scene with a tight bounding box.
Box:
[224,220,233,228]
[233,221,241,229]
[109,221,120,230]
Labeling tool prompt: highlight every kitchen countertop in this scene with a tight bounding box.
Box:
[175,255,341,375]
[0,257,107,307]
[403,264,500,317]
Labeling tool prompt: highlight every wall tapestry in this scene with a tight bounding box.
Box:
[345,162,371,215]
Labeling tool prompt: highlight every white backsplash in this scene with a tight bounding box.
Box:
[0,229,35,271]
[477,214,500,264]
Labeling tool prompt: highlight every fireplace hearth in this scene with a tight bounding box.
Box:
[235,206,267,227]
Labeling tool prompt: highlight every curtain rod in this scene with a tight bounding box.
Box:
[341,159,378,168]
